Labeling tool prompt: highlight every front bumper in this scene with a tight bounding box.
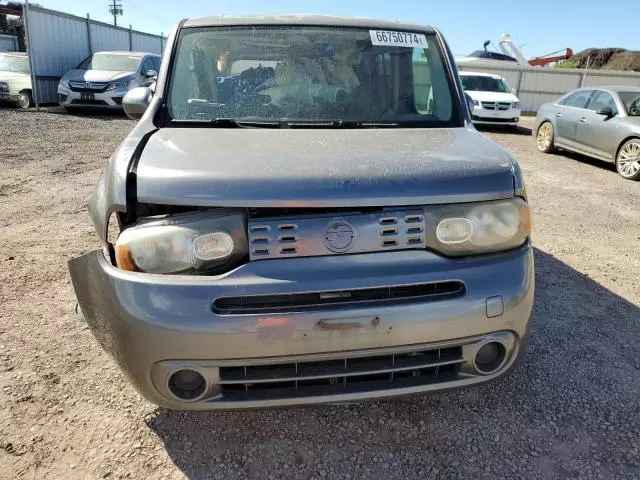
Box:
[57,85,126,109]
[471,107,521,125]
[69,245,534,410]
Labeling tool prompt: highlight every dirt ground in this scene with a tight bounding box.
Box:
[0,110,638,480]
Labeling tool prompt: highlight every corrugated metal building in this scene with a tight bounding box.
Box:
[0,33,19,52]
[24,5,166,103]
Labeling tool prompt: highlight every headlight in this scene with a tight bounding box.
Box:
[59,79,70,89]
[425,198,531,256]
[473,99,479,106]
[106,80,129,90]
[512,102,520,109]
[114,211,248,274]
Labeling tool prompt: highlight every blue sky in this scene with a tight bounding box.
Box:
[33,0,637,57]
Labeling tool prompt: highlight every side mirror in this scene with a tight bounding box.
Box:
[511,88,517,95]
[597,106,614,117]
[145,69,158,79]
[123,86,152,120]
[465,93,476,112]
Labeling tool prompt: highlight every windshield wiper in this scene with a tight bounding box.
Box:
[173,118,283,128]
[173,118,404,128]
[285,121,400,128]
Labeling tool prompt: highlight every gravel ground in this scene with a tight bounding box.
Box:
[0,109,639,480]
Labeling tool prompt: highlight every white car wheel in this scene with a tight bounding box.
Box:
[536,122,555,153]
[616,139,640,180]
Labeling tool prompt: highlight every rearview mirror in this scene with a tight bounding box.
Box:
[123,86,152,120]
[597,106,614,117]
[145,69,158,79]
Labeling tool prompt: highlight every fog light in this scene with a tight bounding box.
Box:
[169,369,206,400]
[474,342,506,374]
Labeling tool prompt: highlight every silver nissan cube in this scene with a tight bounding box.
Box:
[68,15,534,410]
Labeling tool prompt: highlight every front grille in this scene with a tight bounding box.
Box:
[218,345,464,401]
[481,101,512,111]
[248,209,427,260]
[68,81,108,92]
[213,281,465,314]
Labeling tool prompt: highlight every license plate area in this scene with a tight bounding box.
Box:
[80,92,94,102]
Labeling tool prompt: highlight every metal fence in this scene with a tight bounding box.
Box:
[24,5,166,104]
[458,63,640,114]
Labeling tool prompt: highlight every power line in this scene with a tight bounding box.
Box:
[120,0,173,28]
[108,0,123,26]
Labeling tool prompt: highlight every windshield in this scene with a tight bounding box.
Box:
[618,91,640,116]
[77,53,142,72]
[461,75,510,93]
[0,55,29,73]
[168,26,459,126]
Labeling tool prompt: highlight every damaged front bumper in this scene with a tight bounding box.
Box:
[69,245,534,410]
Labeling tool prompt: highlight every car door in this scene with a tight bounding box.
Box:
[554,90,594,147]
[576,89,623,161]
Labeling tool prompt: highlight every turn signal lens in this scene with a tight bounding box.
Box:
[436,218,473,244]
[193,232,234,260]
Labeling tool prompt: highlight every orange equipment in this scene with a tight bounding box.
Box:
[528,48,574,67]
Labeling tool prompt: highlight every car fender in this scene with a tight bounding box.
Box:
[88,95,161,246]
[7,75,31,95]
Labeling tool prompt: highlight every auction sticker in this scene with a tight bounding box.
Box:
[369,30,428,48]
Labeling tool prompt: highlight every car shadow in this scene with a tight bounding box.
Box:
[43,105,130,120]
[475,124,532,136]
[144,248,640,479]
[552,149,618,174]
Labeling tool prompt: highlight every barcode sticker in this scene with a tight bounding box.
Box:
[369,30,428,48]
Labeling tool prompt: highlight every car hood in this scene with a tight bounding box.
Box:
[135,127,516,207]
[465,91,519,103]
[63,69,134,82]
[0,70,30,80]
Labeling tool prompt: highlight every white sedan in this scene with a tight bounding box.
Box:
[460,71,521,128]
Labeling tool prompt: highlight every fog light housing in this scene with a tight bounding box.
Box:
[474,342,507,375]
[169,369,206,400]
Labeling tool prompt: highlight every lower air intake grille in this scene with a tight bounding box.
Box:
[213,281,465,314]
[218,346,464,401]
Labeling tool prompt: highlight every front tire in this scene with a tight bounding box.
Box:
[536,121,555,153]
[18,90,32,109]
[616,139,640,180]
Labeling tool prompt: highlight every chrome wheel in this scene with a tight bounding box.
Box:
[537,122,553,152]
[617,140,640,180]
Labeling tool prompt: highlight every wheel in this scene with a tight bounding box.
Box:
[536,121,555,153]
[616,139,640,180]
[17,90,32,109]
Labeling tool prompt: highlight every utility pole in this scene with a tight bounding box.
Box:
[108,0,123,26]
